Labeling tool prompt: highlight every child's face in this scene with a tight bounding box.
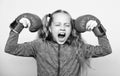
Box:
[49,13,72,44]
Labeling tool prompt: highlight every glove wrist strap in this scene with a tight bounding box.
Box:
[13,23,24,33]
[93,24,106,37]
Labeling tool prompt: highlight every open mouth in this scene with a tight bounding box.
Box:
[58,32,66,38]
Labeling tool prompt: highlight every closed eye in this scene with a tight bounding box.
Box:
[65,24,71,27]
[55,24,60,26]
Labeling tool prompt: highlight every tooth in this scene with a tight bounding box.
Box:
[60,32,65,34]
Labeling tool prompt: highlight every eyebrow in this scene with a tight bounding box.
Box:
[53,22,70,24]
[64,23,70,25]
[52,22,60,25]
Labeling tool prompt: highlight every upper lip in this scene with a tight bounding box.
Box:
[59,32,65,34]
[59,31,66,34]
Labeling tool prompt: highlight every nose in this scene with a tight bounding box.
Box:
[60,25,65,31]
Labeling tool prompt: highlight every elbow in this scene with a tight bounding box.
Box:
[107,48,112,55]
[103,46,112,56]
[4,47,11,54]
[4,44,17,54]
[92,46,112,58]
[4,45,12,54]
[4,49,11,54]
[4,44,10,53]
[107,45,112,54]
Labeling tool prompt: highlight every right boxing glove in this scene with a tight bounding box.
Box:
[10,13,42,33]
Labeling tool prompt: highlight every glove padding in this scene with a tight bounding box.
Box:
[10,13,42,33]
[75,14,106,37]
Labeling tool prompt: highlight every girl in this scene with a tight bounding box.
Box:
[5,10,112,76]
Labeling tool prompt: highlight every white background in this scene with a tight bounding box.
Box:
[0,0,120,76]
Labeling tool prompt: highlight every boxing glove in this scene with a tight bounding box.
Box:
[75,14,106,37]
[10,13,42,33]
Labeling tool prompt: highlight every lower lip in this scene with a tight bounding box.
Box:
[58,37,65,42]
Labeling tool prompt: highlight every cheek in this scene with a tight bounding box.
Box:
[66,28,72,36]
[52,28,58,33]
[50,27,59,37]
[50,26,57,33]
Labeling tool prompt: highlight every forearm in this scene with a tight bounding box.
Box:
[97,35,112,55]
[82,35,112,58]
[5,30,19,53]
[92,23,112,57]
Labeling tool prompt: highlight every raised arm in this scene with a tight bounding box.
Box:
[5,13,42,57]
[75,14,112,58]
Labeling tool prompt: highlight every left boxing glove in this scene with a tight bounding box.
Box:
[10,13,42,33]
[75,14,106,37]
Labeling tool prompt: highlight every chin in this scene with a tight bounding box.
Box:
[57,38,67,45]
[57,40,66,44]
[57,41,65,45]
